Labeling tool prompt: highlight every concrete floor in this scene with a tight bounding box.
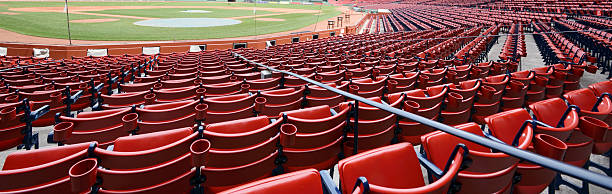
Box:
[1,33,610,193]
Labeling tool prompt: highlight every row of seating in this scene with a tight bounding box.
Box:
[3,70,608,193]
[499,22,526,62]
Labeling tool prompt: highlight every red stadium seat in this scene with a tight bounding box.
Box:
[203,116,281,192]
[422,122,517,193]
[258,87,305,117]
[201,93,257,124]
[69,128,200,193]
[281,105,349,171]
[53,107,136,147]
[219,169,331,194]
[101,91,151,109]
[338,142,466,194]
[0,142,94,193]
[136,100,204,134]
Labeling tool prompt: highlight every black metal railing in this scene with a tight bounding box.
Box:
[232,51,612,190]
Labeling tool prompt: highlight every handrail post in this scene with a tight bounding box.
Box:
[353,101,359,155]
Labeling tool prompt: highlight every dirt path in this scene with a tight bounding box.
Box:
[0,6,365,45]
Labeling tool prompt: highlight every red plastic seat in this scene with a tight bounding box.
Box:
[351,76,388,98]
[0,102,30,150]
[472,76,506,124]
[485,108,567,193]
[529,98,579,141]
[101,91,150,109]
[589,80,612,97]
[70,128,198,193]
[338,142,465,194]
[441,80,480,125]
[448,64,472,84]
[306,82,348,108]
[134,74,165,84]
[154,85,203,103]
[283,74,313,88]
[501,80,528,111]
[204,81,244,97]
[422,123,517,194]
[18,89,66,126]
[564,88,612,121]
[339,98,397,156]
[203,116,281,192]
[281,105,349,171]
[484,108,534,149]
[246,78,281,91]
[258,87,305,117]
[200,74,232,85]
[136,100,203,134]
[389,72,419,92]
[219,169,327,194]
[54,107,136,147]
[161,77,197,89]
[0,142,93,193]
[589,79,612,125]
[419,68,447,89]
[389,86,446,144]
[202,93,257,124]
[318,70,345,83]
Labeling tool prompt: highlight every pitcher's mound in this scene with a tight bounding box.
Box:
[72,19,119,23]
[134,18,241,28]
[181,10,211,13]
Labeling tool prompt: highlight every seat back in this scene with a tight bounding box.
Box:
[340,142,463,194]
[589,81,612,96]
[484,108,534,149]
[205,116,280,149]
[529,98,579,139]
[1,142,93,192]
[564,88,605,112]
[93,128,196,191]
[218,169,324,194]
[338,143,424,194]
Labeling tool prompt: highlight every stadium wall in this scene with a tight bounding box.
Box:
[0,13,367,59]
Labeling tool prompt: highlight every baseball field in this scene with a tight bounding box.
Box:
[0,1,342,41]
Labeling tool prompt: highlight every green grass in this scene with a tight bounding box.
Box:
[88,8,276,19]
[0,1,341,41]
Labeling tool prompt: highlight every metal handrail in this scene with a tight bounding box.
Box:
[233,52,612,190]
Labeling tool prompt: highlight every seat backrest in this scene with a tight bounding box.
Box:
[284,105,349,134]
[136,100,198,122]
[61,107,131,131]
[485,108,533,148]
[284,105,331,120]
[589,81,612,96]
[421,123,490,170]
[218,169,324,194]
[260,87,303,105]
[338,143,424,194]
[1,142,92,192]
[204,93,256,112]
[205,116,278,149]
[112,127,193,152]
[563,88,598,110]
[528,98,571,126]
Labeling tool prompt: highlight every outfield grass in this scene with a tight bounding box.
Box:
[0,1,341,41]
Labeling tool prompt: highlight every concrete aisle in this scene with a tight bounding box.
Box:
[487,33,507,62]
